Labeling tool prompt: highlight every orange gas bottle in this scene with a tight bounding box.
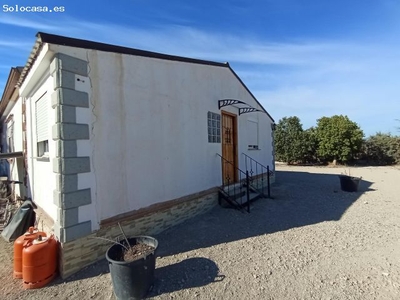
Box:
[13,227,47,279]
[22,234,58,289]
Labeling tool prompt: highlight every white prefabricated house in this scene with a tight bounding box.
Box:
[0,32,275,277]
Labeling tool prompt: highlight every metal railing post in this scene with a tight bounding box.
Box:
[218,153,249,212]
[246,170,250,213]
[261,166,264,196]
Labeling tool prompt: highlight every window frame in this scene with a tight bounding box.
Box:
[207,112,221,143]
[247,119,259,150]
[35,92,49,158]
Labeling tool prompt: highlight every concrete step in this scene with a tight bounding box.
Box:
[219,187,262,207]
[248,184,269,197]
[239,191,262,204]
[222,182,245,193]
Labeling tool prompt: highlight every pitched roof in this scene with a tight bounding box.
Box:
[0,67,23,118]
[18,32,274,122]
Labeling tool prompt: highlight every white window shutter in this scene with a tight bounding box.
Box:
[36,95,49,142]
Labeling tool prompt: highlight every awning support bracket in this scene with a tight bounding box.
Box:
[218,99,246,110]
[218,99,264,116]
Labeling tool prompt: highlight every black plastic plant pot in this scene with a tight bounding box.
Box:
[339,175,361,192]
[106,236,158,300]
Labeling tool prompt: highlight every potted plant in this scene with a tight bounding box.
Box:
[99,224,158,300]
[338,169,362,192]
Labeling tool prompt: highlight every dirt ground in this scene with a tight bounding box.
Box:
[1,165,399,300]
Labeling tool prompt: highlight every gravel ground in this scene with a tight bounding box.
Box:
[1,165,400,300]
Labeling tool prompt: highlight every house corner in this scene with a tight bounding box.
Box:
[49,52,94,277]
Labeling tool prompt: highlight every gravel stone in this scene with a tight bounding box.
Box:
[0,165,399,299]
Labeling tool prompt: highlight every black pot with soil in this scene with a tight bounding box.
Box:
[106,236,158,300]
[338,175,361,192]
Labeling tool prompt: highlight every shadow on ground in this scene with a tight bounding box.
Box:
[154,170,373,258]
[42,169,373,290]
[41,257,111,287]
[147,257,224,298]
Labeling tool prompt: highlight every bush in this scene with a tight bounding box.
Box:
[361,133,400,165]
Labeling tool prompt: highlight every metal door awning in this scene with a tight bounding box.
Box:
[218,99,264,115]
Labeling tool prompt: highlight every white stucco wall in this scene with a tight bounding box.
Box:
[21,45,273,230]
[45,44,275,227]
[20,45,58,221]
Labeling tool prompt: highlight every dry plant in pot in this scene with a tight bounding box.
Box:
[93,223,158,300]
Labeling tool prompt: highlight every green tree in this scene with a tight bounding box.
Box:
[315,115,364,163]
[274,116,305,164]
[301,127,318,163]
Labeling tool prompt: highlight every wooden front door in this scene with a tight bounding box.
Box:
[221,111,238,185]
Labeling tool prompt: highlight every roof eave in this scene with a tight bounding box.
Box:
[0,67,22,118]
[17,32,231,90]
[14,32,274,124]
[37,32,229,68]
[16,33,44,88]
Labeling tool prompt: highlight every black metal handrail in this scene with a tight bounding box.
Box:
[216,153,250,212]
[242,153,272,198]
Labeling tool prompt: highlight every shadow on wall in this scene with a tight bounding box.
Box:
[147,257,224,298]
[154,170,373,258]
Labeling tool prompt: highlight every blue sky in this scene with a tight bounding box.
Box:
[0,0,399,136]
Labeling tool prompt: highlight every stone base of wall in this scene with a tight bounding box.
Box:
[34,205,55,234]
[59,189,218,278]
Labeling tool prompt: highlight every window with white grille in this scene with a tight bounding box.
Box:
[207,112,221,143]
